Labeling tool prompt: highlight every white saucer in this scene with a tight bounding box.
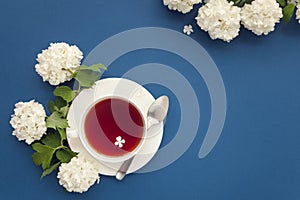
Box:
[66,78,163,176]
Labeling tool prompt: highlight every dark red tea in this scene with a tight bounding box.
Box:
[84,98,144,157]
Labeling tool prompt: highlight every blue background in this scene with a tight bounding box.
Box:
[1,0,300,199]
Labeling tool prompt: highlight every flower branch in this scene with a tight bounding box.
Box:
[10,42,106,193]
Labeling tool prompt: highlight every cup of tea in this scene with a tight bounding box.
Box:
[80,96,147,163]
[67,78,152,163]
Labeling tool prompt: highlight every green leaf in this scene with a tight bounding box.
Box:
[56,149,77,163]
[283,4,295,24]
[90,63,107,71]
[46,111,69,129]
[48,100,56,113]
[74,69,101,87]
[77,65,100,72]
[32,143,55,169]
[74,64,107,88]
[53,86,76,103]
[234,0,244,6]
[57,128,66,141]
[58,106,69,118]
[277,0,287,7]
[55,96,67,109]
[41,132,61,148]
[48,97,67,114]
[78,64,107,72]
[41,162,61,179]
[91,63,107,70]
[229,0,253,6]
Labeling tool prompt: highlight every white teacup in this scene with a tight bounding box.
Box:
[67,78,151,163]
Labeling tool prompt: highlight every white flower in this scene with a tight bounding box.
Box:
[57,154,100,193]
[35,42,83,86]
[241,0,283,36]
[163,0,202,14]
[195,0,241,42]
[10,100,47,144]
[288,0,300,6]
[183,24,194,35]
[296,5,300,23]
[114,136,125,148]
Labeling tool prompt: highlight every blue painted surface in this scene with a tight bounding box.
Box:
[1,0,300,199]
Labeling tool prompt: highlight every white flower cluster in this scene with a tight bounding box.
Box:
[10,100,47,144]
[195,0,241,42]
[288,0,300,5]
[166,0,288,42]
[57,154,100,193]
[163,0,202,14]
[297,5,300,23]
[35,42,83,86]
[241,0,282,36]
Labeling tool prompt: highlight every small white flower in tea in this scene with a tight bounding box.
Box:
[115,136,125,148]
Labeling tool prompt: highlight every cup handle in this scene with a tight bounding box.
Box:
[67,129,79,138]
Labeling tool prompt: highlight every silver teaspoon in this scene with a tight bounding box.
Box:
[115,96,169,181]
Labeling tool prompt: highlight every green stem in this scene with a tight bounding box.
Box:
[75,84,81,95]
[64,68,75,76]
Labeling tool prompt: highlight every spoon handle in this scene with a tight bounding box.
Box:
[115,123,162,180]
[116,156,134,181]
